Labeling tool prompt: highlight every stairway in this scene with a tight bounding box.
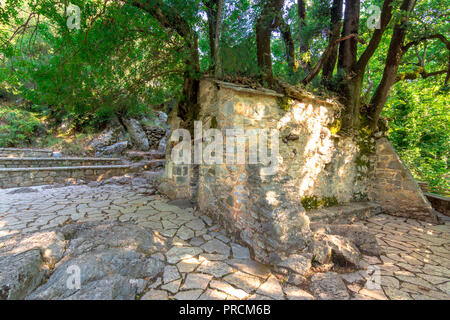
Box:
[0,148,132,189]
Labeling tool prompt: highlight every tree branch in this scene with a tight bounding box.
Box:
[355,0,395,73]
[303,24,366,85]
[395,68,447,82]
[402,34,450,52]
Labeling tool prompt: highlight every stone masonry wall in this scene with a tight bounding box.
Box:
[164,80,371,263]
[0,166,130,189]
[0,158,122,168]
[369,138,437,222]
[163,79,436,263]
[0,148,53,158]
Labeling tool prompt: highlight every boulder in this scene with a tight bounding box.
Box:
[0,231,66,300]
[123,118,150,151]
[311,223,380,257]
[96,141,128,156]
[158,181,177,200]
[158,132,168,154]
[88,125,123,152]
[309,233,361,267]
[24,222,169,300]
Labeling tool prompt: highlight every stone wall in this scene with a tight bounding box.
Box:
[0,148,52,158]
[0,158,122,168]
[163,79,436,263]
[369,138,437,222]
[0,165,130,189]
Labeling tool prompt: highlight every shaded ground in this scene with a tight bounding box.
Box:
[0,183,449,300]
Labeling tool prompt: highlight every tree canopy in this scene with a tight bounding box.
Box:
[0,0,448,188]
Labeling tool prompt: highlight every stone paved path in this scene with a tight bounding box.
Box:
[0,183,449,300]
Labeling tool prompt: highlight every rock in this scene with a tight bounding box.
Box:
[87,181,99,188]
[65,275,137,300]
[142,123,167,149]
[156,111,168,127]
[158,134,168,154]
[7,187,38,194]
[256,275,284,300]
[209,280,248,299]
[284,285,315,300]
[226,259,271,278]
[199,289,229,300]
[277,254,311,276]
[123,118,150,151]
[158,181,177,200]
[197,260,235,278]
[163,266,180,284]
[341,272,364,283]
[97,141,128,156]
[223,271,262,293]
[52,152,63,158]
[25,222,169,300]
[309,272,350,300]
[0,249,49,300]
[165,246,203,264]
[174,289,203,300]
[287,273,305,286]
[181,273,212,290]
[324,224,380,256]
[309,233,361,267]
[231,243,251,260]
[0,231,67,299]
[89,121,127,154]
[141,289,169,300]
[201,239,230,256]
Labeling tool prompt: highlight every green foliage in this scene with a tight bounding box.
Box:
[0,106,44,147]
[0,0,447,189]
[301,195,339,210]
[383,80,450,190]
[1,1,185,130]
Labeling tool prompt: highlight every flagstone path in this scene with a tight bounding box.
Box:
[0,183,449,300]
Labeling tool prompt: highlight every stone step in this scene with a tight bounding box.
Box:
[306,202,383,224]
[0,157,123,168]
[140,159,165,171]
[126,150,165,161]
[0,165,131,189]
[0,148,53,158]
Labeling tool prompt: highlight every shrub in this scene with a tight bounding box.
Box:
[0,106,45,147]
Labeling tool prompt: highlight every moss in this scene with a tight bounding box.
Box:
[210,116,218,129]
[277,96,293,111]
[329,119,342,135]
[355,124,377,180]
[301,196,339,210]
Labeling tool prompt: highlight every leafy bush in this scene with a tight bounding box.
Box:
[0,106,45,147]
[383,80,449,191]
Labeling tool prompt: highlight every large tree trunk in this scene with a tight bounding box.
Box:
[214,0,224,78]
[322,0,343,82]
[368,0,416,130]
[255,0,285,84]
[205,0,218,67]
[336,0,361,131]
[279,18,297,74]
[131,0,200,121]
[338,0,360,72]
[297,0,307,54]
